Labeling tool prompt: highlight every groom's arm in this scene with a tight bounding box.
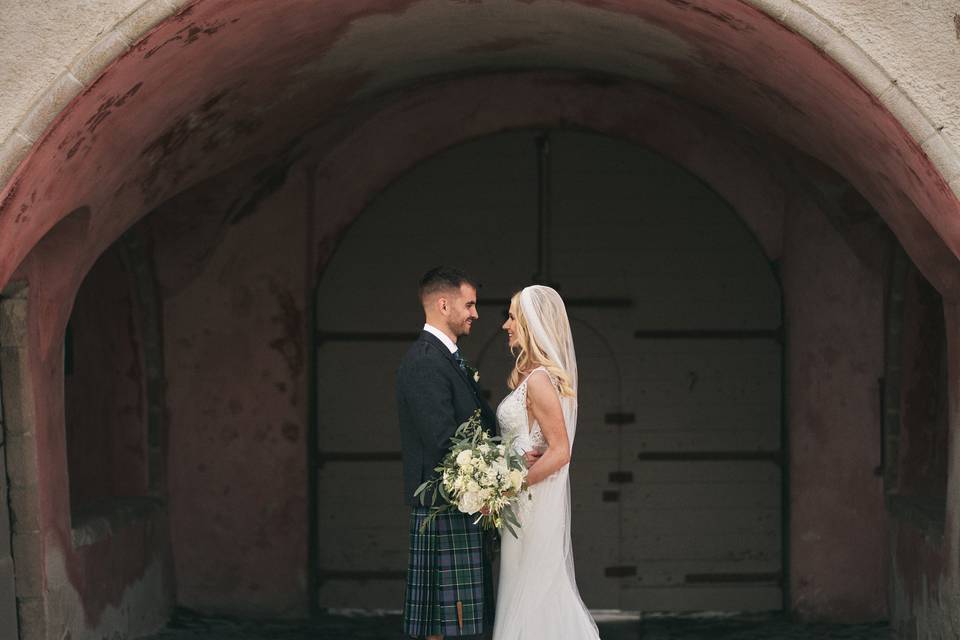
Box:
[403,357,459,458]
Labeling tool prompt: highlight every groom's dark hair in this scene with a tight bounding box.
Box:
[418,266,478,303]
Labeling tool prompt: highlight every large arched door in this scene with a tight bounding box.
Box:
[312,130,783,612]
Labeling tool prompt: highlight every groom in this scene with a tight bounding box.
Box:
[397,266,498,639]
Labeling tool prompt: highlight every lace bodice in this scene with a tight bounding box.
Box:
[496,367,551,456]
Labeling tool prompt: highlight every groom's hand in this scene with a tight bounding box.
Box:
[523,451,542,467]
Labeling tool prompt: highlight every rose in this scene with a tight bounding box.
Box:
[509,469,525,492]
[458,491,482,514]
[456,450,473,466]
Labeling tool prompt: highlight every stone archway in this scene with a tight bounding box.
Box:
[2,1,960,638]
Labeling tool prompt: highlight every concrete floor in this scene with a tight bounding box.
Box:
[146,609,891,639]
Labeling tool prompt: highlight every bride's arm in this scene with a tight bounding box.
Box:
[524,371,571,486]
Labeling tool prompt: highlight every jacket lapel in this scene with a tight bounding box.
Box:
[419,331,480,397]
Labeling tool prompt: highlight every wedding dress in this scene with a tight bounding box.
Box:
[492,365,600,639]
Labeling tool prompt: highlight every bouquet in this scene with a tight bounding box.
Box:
[414,409,529,538]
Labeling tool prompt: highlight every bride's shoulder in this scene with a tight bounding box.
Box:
[524,367,560,401]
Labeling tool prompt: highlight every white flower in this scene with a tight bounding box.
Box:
[476,458,488,471]
[467,480,481,494]
[473,371,481,383]
[478,444,491,455]
[456,450,473,466]
[458,491,482,514]
[497,444,506,455]
[509,469,525,492]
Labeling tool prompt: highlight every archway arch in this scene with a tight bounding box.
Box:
[1,0,959,292]
[1,1,958,638]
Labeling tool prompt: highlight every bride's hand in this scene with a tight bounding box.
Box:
[523,450,543,467]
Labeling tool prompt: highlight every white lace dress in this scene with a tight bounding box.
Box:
[492,367,600,639]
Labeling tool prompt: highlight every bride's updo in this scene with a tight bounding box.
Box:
[508,285,577,398]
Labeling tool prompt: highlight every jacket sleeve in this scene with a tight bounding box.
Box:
[403,356,459,458]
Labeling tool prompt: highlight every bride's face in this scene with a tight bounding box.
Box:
[502,302,520,349]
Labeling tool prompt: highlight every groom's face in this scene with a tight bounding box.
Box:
[442,284,479,338]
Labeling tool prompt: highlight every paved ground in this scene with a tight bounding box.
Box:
[147,608,891,639]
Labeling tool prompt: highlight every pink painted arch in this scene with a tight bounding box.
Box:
[1,0,959,291]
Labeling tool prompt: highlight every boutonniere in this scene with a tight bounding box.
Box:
[465,364,480,383]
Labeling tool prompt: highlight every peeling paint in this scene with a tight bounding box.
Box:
[141,20,230,59]
[45,544,170,640]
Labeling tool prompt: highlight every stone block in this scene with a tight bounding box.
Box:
[0,557,17,640]
[15,596,45,640]
[949,173,960,203]
[15,72,83,145]
[745,0,791,22]
[921,132,960,183]
[3,432,39,488]
[0,131,32,190]
[117,0,180,45]
[10,533,42,598]
[777,3,839,50]
[0,297,28,346]
[7,486,40,533]
[0,458,12,539]
[879,84,939,148]
[68,29,131,86]
[821,35,891,99]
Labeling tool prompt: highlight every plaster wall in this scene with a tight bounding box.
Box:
[896,267,948,501]
[782,189,887,621]
[65,243,149,511]
[155,167,310,616]
[885,301,960,638]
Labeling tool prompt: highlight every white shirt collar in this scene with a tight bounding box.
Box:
[423,323,458,354]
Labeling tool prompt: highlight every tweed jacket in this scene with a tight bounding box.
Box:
[396,330,497,506]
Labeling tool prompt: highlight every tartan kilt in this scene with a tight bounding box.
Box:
[403,507,495,638]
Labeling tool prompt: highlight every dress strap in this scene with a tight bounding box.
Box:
[519,366,549,387]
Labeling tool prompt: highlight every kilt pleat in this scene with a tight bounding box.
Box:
[403,507,493,637]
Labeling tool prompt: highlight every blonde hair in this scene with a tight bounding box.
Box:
[507,289,576,397]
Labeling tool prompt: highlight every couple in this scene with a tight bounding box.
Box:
[397,266,600,640]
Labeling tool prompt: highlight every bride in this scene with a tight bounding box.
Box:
[492,285,600,639]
